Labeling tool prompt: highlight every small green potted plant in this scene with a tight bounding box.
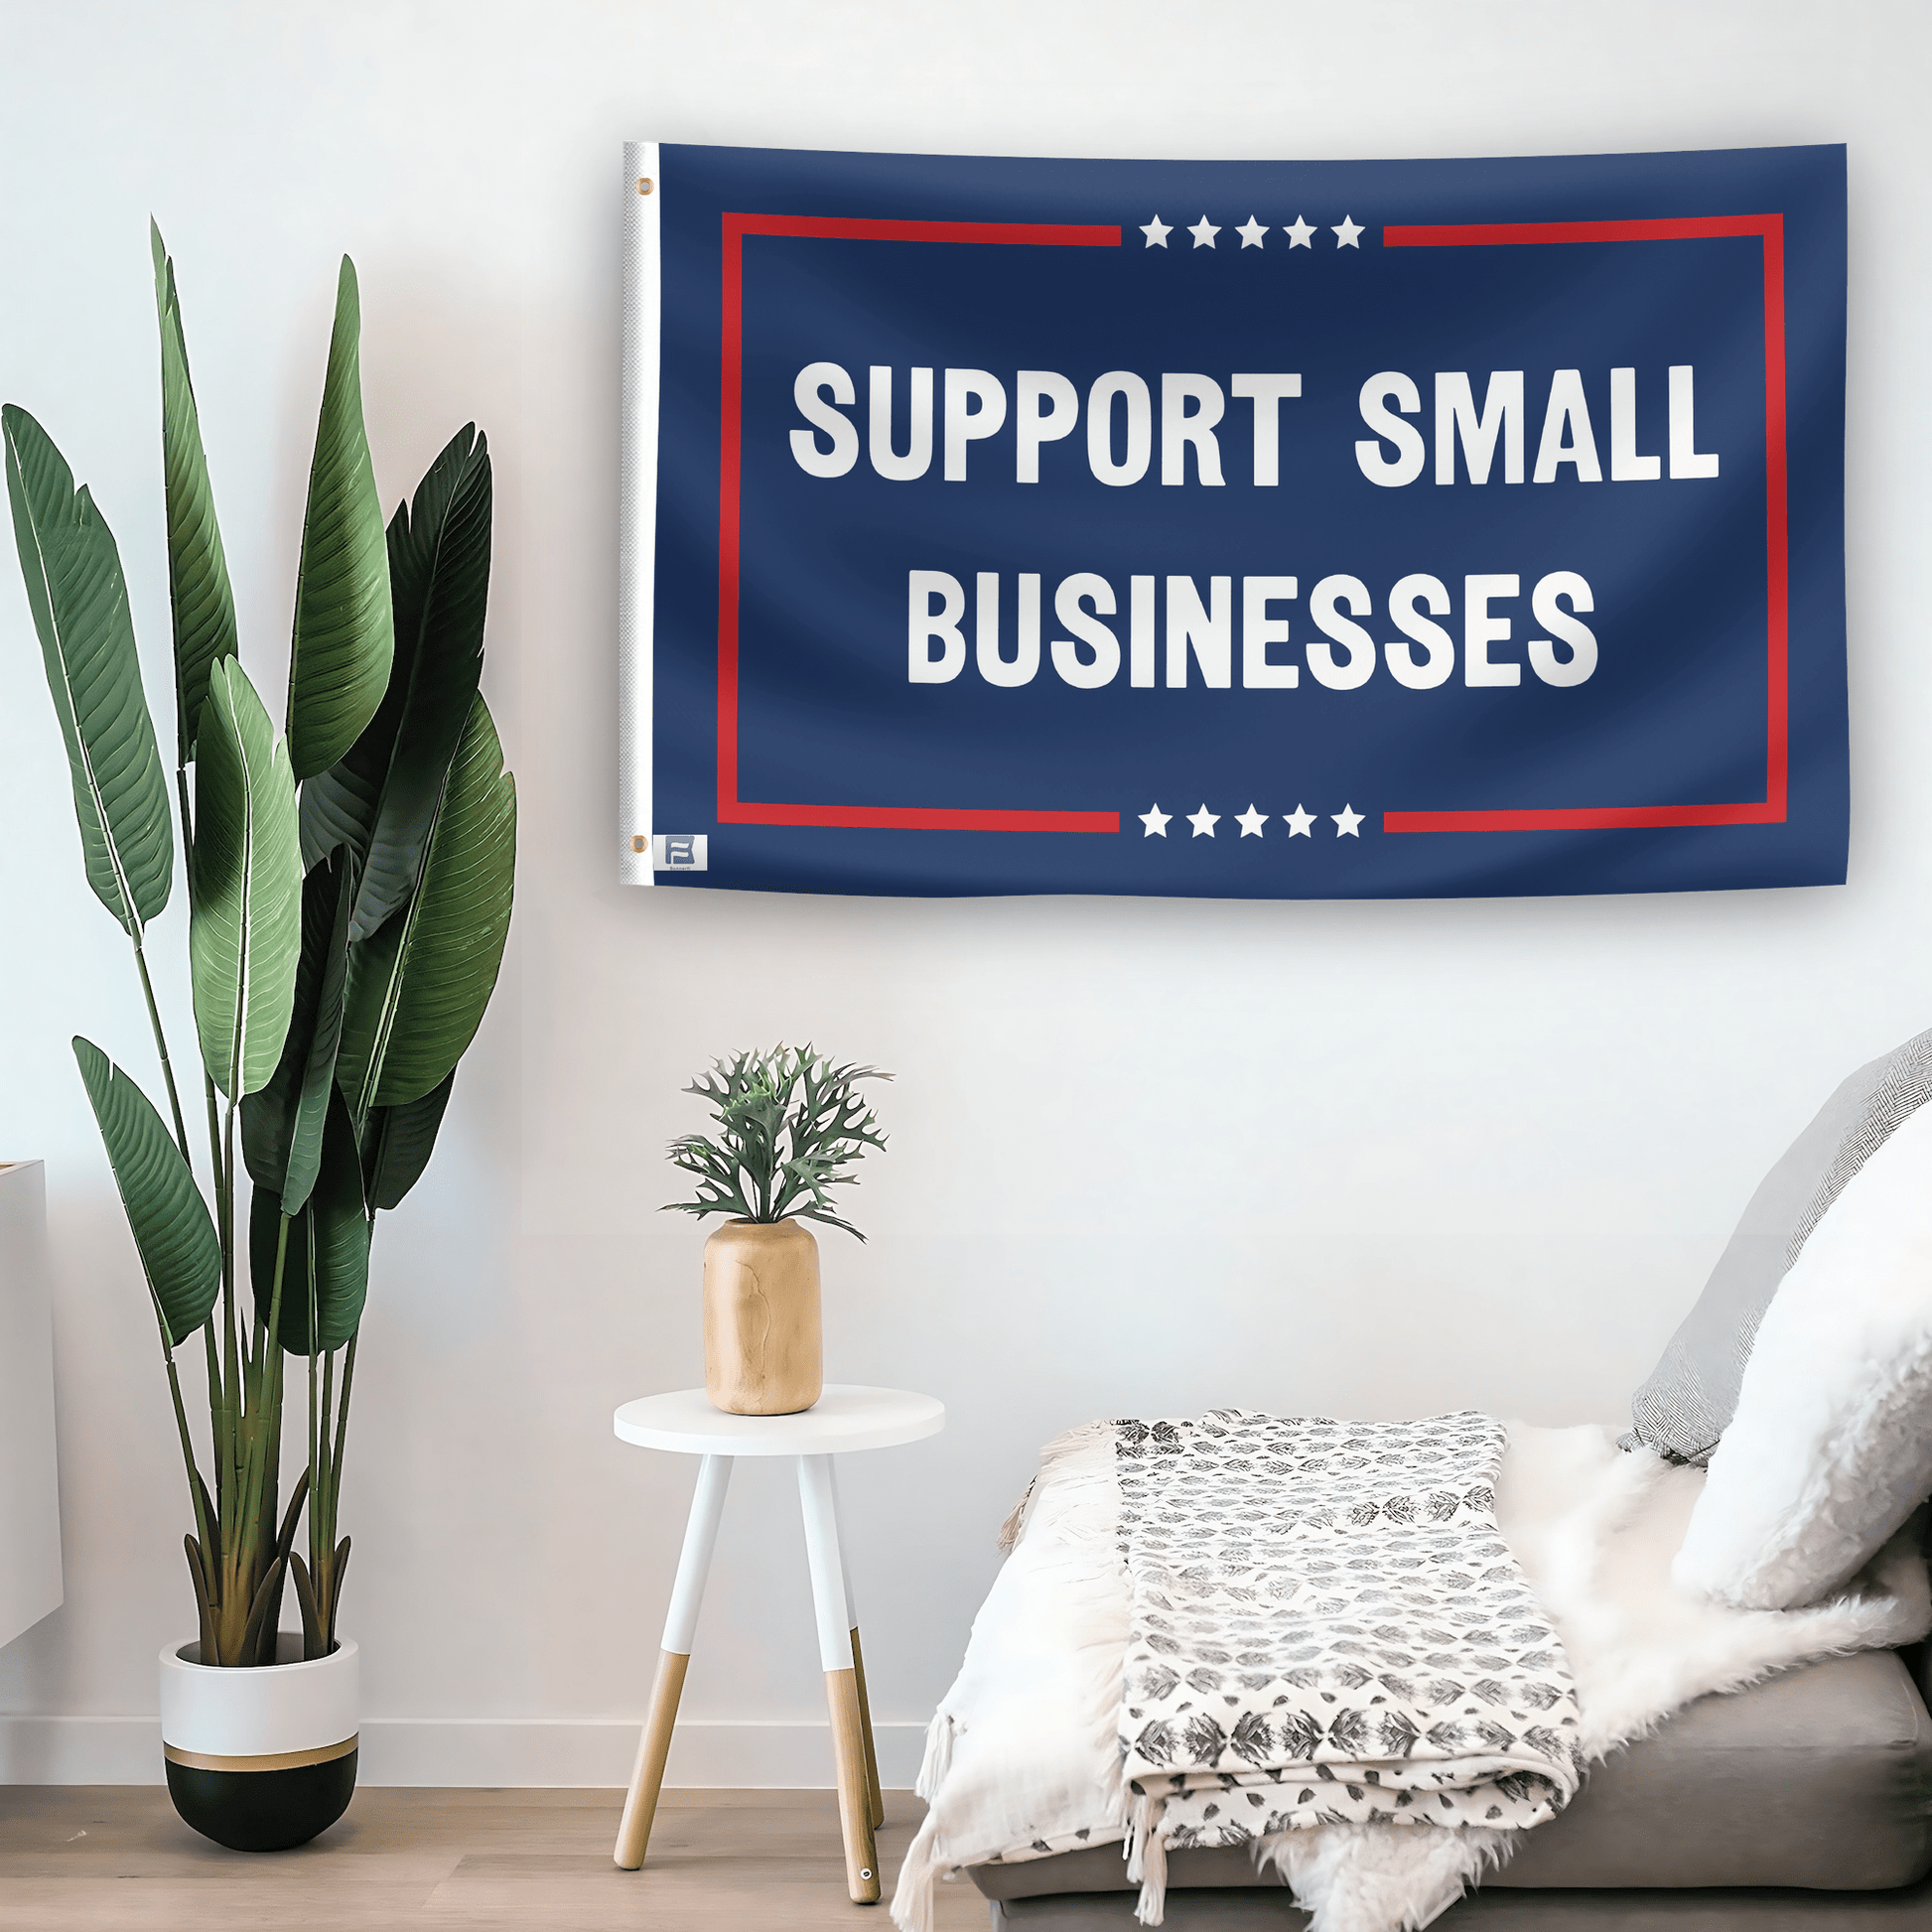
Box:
[4,226,514,1852]
[666,1045,890,1415]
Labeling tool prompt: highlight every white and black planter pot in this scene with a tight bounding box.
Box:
[159,1635,358,1852]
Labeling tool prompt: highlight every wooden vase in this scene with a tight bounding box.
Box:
[702,1219,822,1415]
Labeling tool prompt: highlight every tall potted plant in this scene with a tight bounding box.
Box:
[3,226,515,1852]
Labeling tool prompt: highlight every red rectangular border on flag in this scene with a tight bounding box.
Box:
[1378,213,1788,835]
[715,212,1123,835]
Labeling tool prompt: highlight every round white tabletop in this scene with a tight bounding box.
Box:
[613,1383,944,1457]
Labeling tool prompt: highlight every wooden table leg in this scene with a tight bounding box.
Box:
[849,1625,885,1831]
[798,1453,881,1903]
[827,1460,885,1830]
[616,1649,687,1866]
[615,1453,733,1869]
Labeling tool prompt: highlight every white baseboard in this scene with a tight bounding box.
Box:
[0,1714,929,1788]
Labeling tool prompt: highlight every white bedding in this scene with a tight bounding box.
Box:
[894,1421,1930,1932]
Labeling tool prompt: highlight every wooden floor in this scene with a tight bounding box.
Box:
[0,1786,990,1931]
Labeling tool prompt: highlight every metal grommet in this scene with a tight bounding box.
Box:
[637,176,653,196]
[861,1868,875,1881]
[630,835,648,853]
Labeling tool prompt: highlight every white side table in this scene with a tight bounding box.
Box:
[611,1384,945,1902]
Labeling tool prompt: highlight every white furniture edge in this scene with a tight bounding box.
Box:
[0,1159,62,1650]
[613,1383,945,1456]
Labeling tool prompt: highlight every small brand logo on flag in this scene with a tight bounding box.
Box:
[652,834,708,871]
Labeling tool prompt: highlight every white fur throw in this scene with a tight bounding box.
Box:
[1675,1100,1932,1609]
[893,1421,1928,1932]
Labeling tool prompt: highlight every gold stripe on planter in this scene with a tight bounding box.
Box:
[164,1734,357,1774]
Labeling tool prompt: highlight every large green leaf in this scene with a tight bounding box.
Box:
[360,1069,455,1212]
[4,405,174,936]
[73,1036,219,1348]
[190,658,302,1099]
[349,427,490,937]
[241,848,354,1213]
[298,724,380,873]
[287,257,392,780]
[150,223,237,763]
[338,693,515,1115]
[301,428,490,939]
[250,1087,369,1354]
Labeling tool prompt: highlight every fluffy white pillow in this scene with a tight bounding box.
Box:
[1673,1098,1932,1609]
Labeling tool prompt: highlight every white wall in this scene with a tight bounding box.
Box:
[1,0,1926,1786]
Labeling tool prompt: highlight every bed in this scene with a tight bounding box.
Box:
[969,1641,1932,1928]
[897,1029,1932,1932]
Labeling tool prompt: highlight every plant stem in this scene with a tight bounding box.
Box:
[215,1099,240,1595]
[131,940,191,1167]
[199,1070,228,1518]
[319,1334,358,1644]
[212,1211,287,1665]
[257,1289,286,1632]
[299,1339,340,1657]
[307,1331,320,1562]
[332,1335,355,1506]
[202,1071,224,1243]
[163,1347,213,1570]
[203,1319,227,1540]
[241,1216,290,1560]
[151,767,225,1621]
[313,1344,336,1615]
[220,1098,239,1433]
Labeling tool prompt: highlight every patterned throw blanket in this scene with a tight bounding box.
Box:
[1115,1411,1584,1906]
[895,1417,1928,1932]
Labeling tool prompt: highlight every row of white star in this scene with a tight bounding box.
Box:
[1141,213,1364,250]
[1141,803,1366,839]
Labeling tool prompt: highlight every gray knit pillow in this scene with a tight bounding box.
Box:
[1623,1027,1932,1464]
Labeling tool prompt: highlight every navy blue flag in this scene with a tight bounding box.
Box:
[618,141,1846,899]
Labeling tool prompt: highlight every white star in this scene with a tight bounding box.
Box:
[1188,215,1220,249]
[1283,804,1315,837]
[1284,215,1315,248]
[1332,215,1364,249]
[1332,804,1364,837]
[1188,803,1220,837]
[1236,804,1268,837]
[1235,216,1268,249]
[1140,214,1172,248]
[1140,802,1172,837]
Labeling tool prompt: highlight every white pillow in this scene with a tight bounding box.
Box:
[1673,1098,1932,1609]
